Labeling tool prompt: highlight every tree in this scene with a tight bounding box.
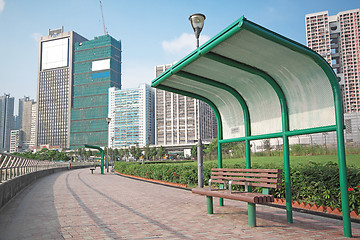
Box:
[124,148,129,161]
[117,149,124,161]
[204,138,218,160]
[263,139,271,155]
[129,146,136,161]
[150,147,157,160]
[143,144,151,160]
[157,146,166,159]
[135,146,143,160]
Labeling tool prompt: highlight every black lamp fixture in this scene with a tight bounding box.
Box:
[189,13,206,48]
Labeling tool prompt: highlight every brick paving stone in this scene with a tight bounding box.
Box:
[0,168,359,239]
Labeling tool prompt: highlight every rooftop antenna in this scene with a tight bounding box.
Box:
[99,0,108,35]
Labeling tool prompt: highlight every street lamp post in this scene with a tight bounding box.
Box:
[106,117,111,173]
[111,136,114,168]
[189,13,206,188]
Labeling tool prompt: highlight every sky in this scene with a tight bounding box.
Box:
[0,0,359,114]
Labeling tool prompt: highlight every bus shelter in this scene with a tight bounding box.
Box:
[151,17,352,237]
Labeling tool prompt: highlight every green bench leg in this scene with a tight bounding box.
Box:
[219,183,224,206]
[219,197,224,206]
[206,196,213,214]
[248,203,256,227]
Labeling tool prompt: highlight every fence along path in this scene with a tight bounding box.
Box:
[0,153,72,183]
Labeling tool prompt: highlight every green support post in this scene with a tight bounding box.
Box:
[207,196,213,214]
[248,203,256,227]
[335,97,352,237]
[84,144,105,175]
[245,139,256,226]
[283,135,293,223]
[218,139,224,207]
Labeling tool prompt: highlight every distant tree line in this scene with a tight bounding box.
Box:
[12,148,71,161]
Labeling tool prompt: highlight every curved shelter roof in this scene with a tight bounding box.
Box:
[152,17,340,141]
[151,17,351,237]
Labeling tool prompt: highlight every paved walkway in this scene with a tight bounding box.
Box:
[0,168,359,240]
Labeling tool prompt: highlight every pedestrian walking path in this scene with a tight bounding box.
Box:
[0,168,359,239]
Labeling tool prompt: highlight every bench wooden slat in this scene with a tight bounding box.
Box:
[210,179,281,189]
[212,168,282,173]
[211,175,281,183]
[192,188,274,204]
[212,172,281,178]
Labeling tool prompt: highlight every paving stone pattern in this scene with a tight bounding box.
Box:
[0,168,359,239]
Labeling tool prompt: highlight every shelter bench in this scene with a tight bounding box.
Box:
[192,168,282,227]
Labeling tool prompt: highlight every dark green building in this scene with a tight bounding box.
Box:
[70,35,121,149]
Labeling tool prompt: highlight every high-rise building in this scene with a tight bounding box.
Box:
[305,9,360,112]
[70,35,121,149]
[10,130,22,153]
[18,97,36,150]
[154,64,216,146]
[36,27,88,149]
[17,96,29,130]
[30,103,37,149]
[0,94,15,152]
[108,84,154,148]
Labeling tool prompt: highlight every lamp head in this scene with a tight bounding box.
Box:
[189,13,206,39]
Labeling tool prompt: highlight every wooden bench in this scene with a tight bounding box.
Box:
[192,168,282,227]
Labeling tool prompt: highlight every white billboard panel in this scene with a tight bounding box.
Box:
[41,38,69,70]
[92,59,110,71]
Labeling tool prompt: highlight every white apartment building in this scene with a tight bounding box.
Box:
[154,64,216,146]
[108,84,154,148]
[10,130,22,153]
[306,9,360,112]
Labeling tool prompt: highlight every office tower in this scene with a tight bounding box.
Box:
[108,84,154,148]
[306,9,360,112]
[154,64,216,145]
[18,97,36,150]
[37,27,88,149]
[70,35,121,149]
[17,96,29,130]
[10,130,22,153]
[0,94,15,152]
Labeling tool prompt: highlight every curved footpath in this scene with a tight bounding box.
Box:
[0,168,359,239]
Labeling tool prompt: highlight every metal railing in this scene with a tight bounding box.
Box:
[0,153,83,183]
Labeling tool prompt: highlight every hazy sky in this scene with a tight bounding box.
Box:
[0,0,359,112]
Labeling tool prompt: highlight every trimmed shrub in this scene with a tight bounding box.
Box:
[114,161,360,213]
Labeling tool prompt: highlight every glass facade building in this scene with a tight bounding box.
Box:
[108,84,154,148]
[70,35,121,149]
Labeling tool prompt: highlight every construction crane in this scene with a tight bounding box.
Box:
[99,0,108,35]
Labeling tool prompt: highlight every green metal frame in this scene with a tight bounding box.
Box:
[151,16,351,237]
[84,144,105,174]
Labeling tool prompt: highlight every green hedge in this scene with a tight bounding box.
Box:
[114,161,360,213]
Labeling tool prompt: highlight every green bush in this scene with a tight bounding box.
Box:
[272,161,360,213]
[115,160,360,213]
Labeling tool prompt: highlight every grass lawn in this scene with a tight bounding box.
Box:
[201,154,360,169]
